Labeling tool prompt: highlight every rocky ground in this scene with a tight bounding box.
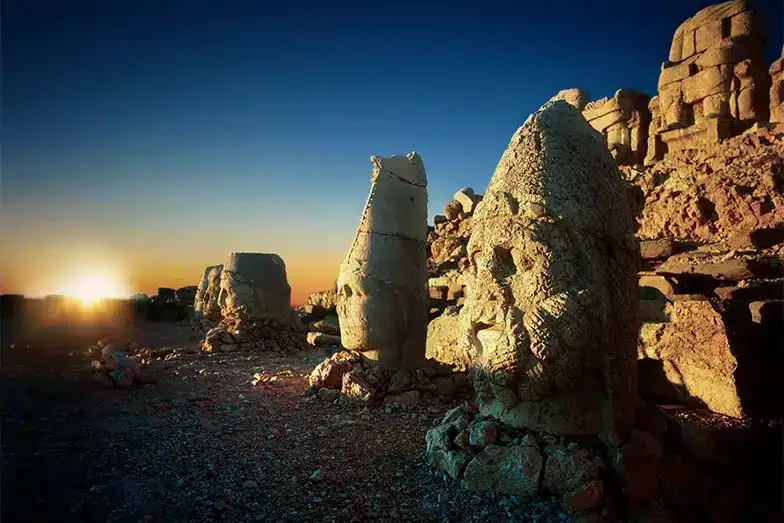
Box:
[2,322,568,523]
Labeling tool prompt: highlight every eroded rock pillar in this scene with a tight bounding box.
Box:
[336,153,428,371]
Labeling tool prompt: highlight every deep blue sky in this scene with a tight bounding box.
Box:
[1,0,782,298]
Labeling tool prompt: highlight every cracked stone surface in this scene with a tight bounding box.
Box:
[458,100,639,436]
[336,153,429,370]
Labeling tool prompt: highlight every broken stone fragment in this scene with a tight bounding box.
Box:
[637,300,743,418]
[468,420,498,447]
[429,449,471,480]
[541,443,602,496]
[462,444,543,496]
[453,187,482,214]
[562,480,605,514]
[548,88,590,111]
[425,308,468,371]
[341,369,375,404]
[308,350,361,389]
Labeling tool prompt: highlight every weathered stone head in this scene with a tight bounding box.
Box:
[202,264,224,321]
[459,101,639,437]
[337,152,428,370]
[218,253,291,323]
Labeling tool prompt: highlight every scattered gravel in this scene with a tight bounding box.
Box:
[3,323,566,522]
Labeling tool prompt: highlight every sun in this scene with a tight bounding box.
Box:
[59,272,129,306]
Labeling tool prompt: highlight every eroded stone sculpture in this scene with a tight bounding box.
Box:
[218,252,292,323]
[193,264,224,322]
[458,101,639,436]
[582,89,651,165]
[336,153,428,370]
[770,47,784,123]
[650,0,769,160]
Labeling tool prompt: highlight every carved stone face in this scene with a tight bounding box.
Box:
[460,190,602,410]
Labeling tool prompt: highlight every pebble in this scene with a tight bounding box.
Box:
[243,480,258,489]
[310,469,325,482]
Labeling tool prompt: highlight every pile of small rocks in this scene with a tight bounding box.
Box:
[425,400,764,523]
[426,187,482,317]
[86,339,143,388]
[307,350,470,407]
[202,316,310,355]
[300,289,343,348]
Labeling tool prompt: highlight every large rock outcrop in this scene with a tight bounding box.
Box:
[648,0,770,163]
[770,47,784,123]
[458,100,639,436]
[336,153,429,370]
[638,299,743,418]
[625,125,784,242]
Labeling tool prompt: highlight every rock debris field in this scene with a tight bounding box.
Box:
[2,323,567,523]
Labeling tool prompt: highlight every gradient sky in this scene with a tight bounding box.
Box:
[2,0,782,304]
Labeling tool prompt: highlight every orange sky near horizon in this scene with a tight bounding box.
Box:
[0,220,349,306]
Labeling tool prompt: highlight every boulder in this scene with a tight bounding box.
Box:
[309,350,362,389]
[638,300,743,418]
[453,187,482,214]
[458,100,639,436]
[425,308,468,371]
[541,443,602,495]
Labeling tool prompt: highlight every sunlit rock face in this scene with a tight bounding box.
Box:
[336,153,429,371]
[458,101,639,437]
[201,265,224,321]
[218,253,292,323]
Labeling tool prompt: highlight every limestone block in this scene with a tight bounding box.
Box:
[425,308,468,370]
[681,65,732,105]
[548,88,589,111]
[658,56,699,90]
[585,109,624,134]
[453,187,481,214]
[638,300,743,418]
[336,153,428,370]
[218,253,292,323]
[458,101,639,436]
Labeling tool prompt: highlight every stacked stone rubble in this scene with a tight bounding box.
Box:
[301,288,342,348]
[582,89,652,166]
[622,124,784,421]
[426,187,483,317]
[307,349,469,406]
[646,0,770,164]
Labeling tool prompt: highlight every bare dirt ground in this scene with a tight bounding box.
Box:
[2,321,565,523]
